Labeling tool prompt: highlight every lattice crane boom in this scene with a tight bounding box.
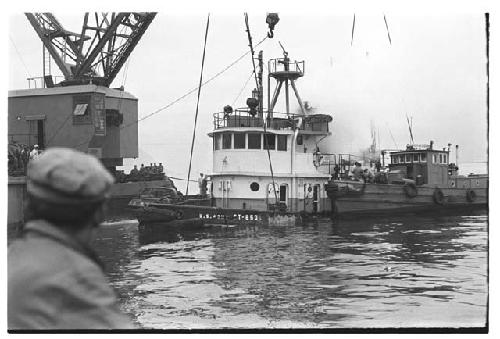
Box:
[25,12,156,87]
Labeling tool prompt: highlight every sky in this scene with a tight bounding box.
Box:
[2,1,499,332]
[6,10,490,189]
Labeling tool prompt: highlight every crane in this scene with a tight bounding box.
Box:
[25,12,156,87]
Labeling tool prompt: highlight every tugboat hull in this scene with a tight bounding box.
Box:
[131,202,300,226]
[328,181,488,218]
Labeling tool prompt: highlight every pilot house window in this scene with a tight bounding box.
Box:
[248,133,261,149]
[222,133,232,149]
[214,134,221,150]
[234,133,245,149]
[264,133,276,150]
[277,135,287,151]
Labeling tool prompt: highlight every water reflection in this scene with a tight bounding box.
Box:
[93,211,487,329]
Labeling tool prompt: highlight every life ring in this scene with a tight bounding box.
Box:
[403,183,418,198]
[433,188,445,205]
[175,210,184,220]
[466,189,477,203]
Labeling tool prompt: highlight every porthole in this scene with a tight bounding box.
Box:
[250,182,260,191]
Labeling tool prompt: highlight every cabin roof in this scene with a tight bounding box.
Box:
[390,149,449,155]
[8,84,137,100]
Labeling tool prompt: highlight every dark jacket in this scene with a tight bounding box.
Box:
[8,220,133,330]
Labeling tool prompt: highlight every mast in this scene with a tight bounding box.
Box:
[258,50,264,119]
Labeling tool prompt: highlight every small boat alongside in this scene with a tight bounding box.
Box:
[325,143,488,217]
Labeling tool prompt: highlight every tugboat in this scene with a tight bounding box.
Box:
[325,142,488,217]
[129,49,335,225]
[130,49,488,223]
[129,15,487,225]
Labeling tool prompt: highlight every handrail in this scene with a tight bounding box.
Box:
[213,108,330,132]
[268,58,305,76]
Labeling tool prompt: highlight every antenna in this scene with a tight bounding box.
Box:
[386,123,399,149]
[278,41,287,55]
[406,114,414,144]
[350,14,392,46]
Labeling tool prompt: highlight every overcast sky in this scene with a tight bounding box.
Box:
[7,12,489,187]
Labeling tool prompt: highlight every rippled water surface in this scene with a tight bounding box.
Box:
[93,212,488,329]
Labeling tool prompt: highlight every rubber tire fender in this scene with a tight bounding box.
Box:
[403,183,418,198]
[175,210,184,220]
[433,188,445,205]
[466,189,477,203]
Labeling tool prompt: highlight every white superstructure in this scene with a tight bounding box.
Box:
[208,52,334,214]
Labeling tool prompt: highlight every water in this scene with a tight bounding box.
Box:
[93,212,488,329]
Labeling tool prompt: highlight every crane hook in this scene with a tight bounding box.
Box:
[266,13,279,38]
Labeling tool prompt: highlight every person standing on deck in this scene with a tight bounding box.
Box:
[351,162,363,181]
[198,173,204,195]
[29,144,40,160]
[8,148,133,330]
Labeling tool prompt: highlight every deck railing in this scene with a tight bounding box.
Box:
[213,109,329,133]
[316,153,375,178]
[268,58,305,77]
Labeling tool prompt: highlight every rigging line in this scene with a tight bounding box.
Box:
[383,14,392,45]
[135,35,268,124]
[232,70,255,106]
[386,123,399,149]
[406,114,414,144]
[351,14,356,46]
[244,13,260,89]
[9,35,32,78]
[186,13,210,196]
[70,34,268,150]
[263,124,279,206]
[169,176,198,183]
[244,14,278,205]
[117,56,132,112]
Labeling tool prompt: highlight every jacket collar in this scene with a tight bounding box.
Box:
[23,219,104,269]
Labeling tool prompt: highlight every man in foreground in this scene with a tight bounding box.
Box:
[8,147,133,330]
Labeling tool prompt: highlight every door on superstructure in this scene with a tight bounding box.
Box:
[313,184,320,213]
[267,183,279,209]
[279,184,288,210]
[303,184,313,213]
[27,118,45,149]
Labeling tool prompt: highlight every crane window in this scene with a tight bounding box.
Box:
[72,95,92,125]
